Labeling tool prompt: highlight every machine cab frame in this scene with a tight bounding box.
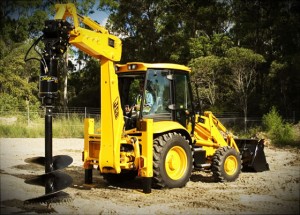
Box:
[116,63,195,132]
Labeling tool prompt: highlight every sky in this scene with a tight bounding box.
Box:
[72,0,109,26]
[7,2,109,26]
[69,3,110,71]
[87,4,109,26]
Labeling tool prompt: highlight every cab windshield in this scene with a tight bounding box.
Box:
[118,69,172,122]
[118,68,193,129]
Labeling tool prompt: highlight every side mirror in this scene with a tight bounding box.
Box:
[193,99,203,113]
[198,117,204,123]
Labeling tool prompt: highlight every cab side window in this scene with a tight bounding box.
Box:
[174,72,193,128]
[174,73,192,110]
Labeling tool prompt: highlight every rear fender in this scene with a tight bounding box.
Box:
[153,121,192,143]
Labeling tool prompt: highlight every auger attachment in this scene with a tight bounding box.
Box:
[24,107,73,204]
[24,19,73,204]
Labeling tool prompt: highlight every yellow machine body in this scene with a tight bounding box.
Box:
[52,3,268,193]
[53,4,154,177]
[194,111,240,156]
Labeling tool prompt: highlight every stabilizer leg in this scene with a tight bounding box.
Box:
[142,177,152,194]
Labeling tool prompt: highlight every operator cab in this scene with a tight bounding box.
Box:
[116,63,195,131]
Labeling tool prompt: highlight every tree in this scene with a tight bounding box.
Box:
[188,33,233,58]
[0,41,40,111]
[0,0,48,111]
[101,0,231,64]
[225,47,265,131]
[68,58,100,107]
[230,0,300,118]
[189,56,223,109]
[1,0,298,121]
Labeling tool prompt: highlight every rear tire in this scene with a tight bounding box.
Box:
[153,132,193,188]
[211,146,241,182]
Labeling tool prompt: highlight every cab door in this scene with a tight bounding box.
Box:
[172,71,194,133]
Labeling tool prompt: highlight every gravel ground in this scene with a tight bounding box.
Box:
[0,138,299,214]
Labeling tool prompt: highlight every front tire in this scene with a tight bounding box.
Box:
[153,132,193,188]
[211,146,241,182]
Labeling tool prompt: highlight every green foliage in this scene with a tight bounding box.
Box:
[189,34,233,58]
[234,126,262,139]
[0,122,43,138]
[225,47,265,69]
[189,55,223,108]
[0,94,21,112]
[0,0,299,123]
[264,59,296,115]
[0,1,48,112]
[230,0,300,116]
[262,107,295,146]
[73,0,97,15]
[104,0,231,64]
[262,107,281,131]
[68,86,100,107]
[68,58,100,107]
[189,47,265,114]
[225,47,265,117]
[189,36,211,58]
[1,0,48,40]
[0,41,40,111]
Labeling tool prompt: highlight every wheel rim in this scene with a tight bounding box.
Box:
[165,146,187,180]
[224,155,238,175]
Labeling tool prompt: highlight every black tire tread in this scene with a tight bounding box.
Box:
[211,146,241,182]
[152,132,193,188]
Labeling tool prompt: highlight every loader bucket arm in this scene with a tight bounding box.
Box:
[194,111,240,156]
[193,111,268,173]
[205,111,269,172]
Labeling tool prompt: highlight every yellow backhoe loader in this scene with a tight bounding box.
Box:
[24,3,268,204]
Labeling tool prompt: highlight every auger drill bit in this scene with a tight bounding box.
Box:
[24,107,73,204]
[24,20,73,205]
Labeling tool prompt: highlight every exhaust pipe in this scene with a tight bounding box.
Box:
[235,139,269,172]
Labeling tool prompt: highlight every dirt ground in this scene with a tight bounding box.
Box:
[0,138,299,214]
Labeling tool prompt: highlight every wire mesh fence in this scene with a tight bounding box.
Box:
[0,106,100,134]
[0,106,101,120]
[0,105,298,133]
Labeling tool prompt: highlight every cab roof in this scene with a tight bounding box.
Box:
[116,62,191,73]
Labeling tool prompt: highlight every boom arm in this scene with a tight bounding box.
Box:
[53,3,124,173]
[54,3,121,60]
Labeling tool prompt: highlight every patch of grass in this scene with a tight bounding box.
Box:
[0,114,100,138]
[52,116,84,138]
